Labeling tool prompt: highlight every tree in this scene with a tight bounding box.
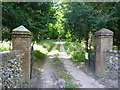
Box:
[62,2,120,50]
[2,2,56,41]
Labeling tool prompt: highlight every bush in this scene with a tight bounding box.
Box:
[112,45,118,50]
[0,41,11,52]
[64,41,85,62]
[34,50,46,61]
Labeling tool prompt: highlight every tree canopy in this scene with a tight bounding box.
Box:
[2,2,57,41]
[2,2,120,49]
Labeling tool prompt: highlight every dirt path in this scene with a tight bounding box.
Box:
[59,43,105,88]
[30,42,105,88]
[36,43,59,88]
[34,42,66,88]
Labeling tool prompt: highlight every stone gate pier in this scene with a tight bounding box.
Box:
[94,28,113,77]
[12,25,31,81]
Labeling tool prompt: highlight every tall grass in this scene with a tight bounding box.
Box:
[64,41,85,62]
[0,41,11,52]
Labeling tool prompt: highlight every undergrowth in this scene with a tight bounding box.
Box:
[56,44,61,52]
[53,53,59,63]
[64,41,85,62]
[65,80,78,88]
[34,50,46,61]
[54,53,59,57]
[0,41,11,52]
[33,39,56,61]
[59,71,72,79]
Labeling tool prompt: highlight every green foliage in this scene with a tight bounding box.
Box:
[59,71,72,79]
[42,43,53,52]
[54,53,59,57]
[48,3,66,39]
[2,2,120,49]
[33,67,39,72]
[34,39,56,61]
[63,3,96,41]
[0,41,11,52]
[34,50,46,61]
[62,2,120,49]
[53,52,59,63]
[65,80,78,88]
[2,27,11,41]
[56,44,61,52]
[64,41,85,62]
[2,2,57,41]
[53,57,59,63]
[35,39,56,50]
[112,45,118,50]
